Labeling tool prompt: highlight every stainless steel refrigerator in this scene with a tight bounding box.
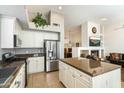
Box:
[44,40,59,72]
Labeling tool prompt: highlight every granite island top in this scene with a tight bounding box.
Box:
[60,57,121,77]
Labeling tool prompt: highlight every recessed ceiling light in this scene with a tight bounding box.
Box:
[58,6,62,10]
[100,18,108,21]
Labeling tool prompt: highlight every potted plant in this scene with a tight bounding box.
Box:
[32,12,48,28]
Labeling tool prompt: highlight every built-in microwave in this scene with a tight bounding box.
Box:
[14,34,21,47]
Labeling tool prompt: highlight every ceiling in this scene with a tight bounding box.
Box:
[1,5,124,29]
[0,5,28,28]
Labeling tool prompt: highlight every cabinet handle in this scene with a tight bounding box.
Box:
[80,75,82,77]
[75,73,82,77]
[15,81,21,88]
[72,74,75,78]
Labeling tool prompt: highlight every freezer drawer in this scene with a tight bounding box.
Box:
[46,60,58,72]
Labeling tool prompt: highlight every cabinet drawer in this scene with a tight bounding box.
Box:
[75,78,91,88]
[59,61,69,70]
[74,69,92,83]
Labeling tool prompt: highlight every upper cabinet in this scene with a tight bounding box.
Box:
[19,31,35,48]
[0,7,64,50]
[0,15,59,48]
[50,11,64,28]
[0,16,20,48]
[26,8,64,32]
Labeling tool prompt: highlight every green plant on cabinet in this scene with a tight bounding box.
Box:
[32,12,48,28]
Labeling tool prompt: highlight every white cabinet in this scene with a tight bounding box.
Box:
[27,57,44,74]
[27,10,64,33]
[10,64,25,88]
[19,30,58,48]
[75,79,90,88]
[0,16,22,48]
[66,67,75,88]
[34,32,44,48]
[0,16,15,48]
[74,70,92,88]
[27,58,37,73]
[59,61,121,88]
[59,62,75,88]
[37,57,44,72]
[59,62,65,83]
[44,32,58,40]
[92,68,121,88]
[19,31,35,48]
[20,64,25,88]
[50,11,64,28]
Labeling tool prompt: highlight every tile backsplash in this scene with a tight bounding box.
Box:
[0,48,44,60]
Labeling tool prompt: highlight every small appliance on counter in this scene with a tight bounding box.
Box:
[44,40,59,72]
[2,52,26,63]
[2,52,16,63]
[1,52,27,87]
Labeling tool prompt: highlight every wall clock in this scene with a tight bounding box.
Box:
[92,27,97,34]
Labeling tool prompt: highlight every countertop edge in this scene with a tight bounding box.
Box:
[0,62,25,88]
[59,59,121,77]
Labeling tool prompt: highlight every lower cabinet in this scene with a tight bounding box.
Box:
[59,61,121,88]
[27,57,44,74]
[66,68,75,88]
[59,62,75,88]
[59,62,84,88]
[75,78,87,88]
[10,64,25,88]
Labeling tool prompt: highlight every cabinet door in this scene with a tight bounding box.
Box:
[66,68,75,88]
[59,62,75,88]
[50,11,64,27]
[59,62,65,83]
[62,64,69,87]
[34,32,44,48]
[92,68,121,88]
[36,57,44,72]
[75,78,89,88]
[10,64,25,88]
[20,64,25,88]
[20,31,35,48]
[0,17,15,48]
[59,62,63,82]
[28,58,37,74]
[44,32,58,40]
[10,74,20,88]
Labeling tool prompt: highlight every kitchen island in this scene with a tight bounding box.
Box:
[59,57,121,88]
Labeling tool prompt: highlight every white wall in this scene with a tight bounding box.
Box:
[104,22,124,56]
[64,26,81,47]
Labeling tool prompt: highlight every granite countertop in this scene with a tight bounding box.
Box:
[15,53,44,58]
[60,57,121,77]
[0,60,25,88]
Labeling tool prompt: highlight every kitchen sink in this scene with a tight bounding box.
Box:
[0,67,17,86]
